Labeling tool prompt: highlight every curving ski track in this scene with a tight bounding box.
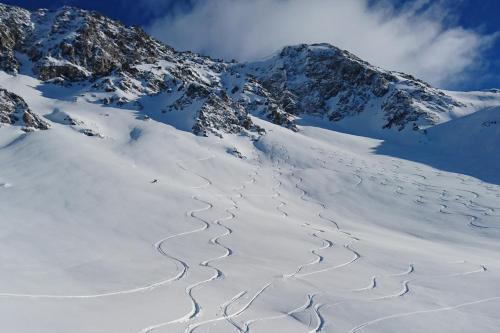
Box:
[349,296,500,333]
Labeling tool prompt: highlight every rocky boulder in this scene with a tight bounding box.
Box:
[0,88,50,131]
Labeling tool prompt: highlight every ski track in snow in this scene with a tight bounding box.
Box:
[283,169,359,278]
[294,243,360,278]
[241,294,315,333]
[283,223,334,279]
[0,156,217,301]
[348,296,500,333]
[187,282,272,333]
[352,261,487,304]
[302,148,496,332]
[262,153,365,331]
[304,295,327,333]
[272,168,289,218]
[352,276,377,292]
[2,113,499,333]
[140,157,219,332]
[146,153,278,333]
[140,155,265,332]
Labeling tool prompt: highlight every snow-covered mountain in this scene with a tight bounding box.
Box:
[2,3,497,138]
[1,3,500,333]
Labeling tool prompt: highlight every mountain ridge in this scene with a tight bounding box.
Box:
[1,3,500,333]
[1,2,497,139]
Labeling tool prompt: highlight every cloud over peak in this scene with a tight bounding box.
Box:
[148,0,494,88]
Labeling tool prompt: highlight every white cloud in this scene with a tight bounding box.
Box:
[147,0,494,88]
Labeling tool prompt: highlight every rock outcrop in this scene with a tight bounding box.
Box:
[0,4,468,137]
[241,44,464,132]
[0,88,50,131]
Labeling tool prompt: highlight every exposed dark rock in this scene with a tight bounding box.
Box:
[0,4,471,138]
[193,93,261,137]
[227,147,246,159]
[0,88,50,130]
[0,3,31,73]
[80,128,103,137]
[243,43,464,132]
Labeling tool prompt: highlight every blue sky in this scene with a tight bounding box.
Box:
[3,0,499,91]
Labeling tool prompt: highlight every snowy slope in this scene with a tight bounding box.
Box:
[1,68,500,333]
[1,3,500,333]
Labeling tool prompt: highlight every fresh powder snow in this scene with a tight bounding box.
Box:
[1,70,500,333]
[0,3,500,333]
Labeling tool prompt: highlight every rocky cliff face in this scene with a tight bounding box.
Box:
[241,44,464,132]
[0,3,31,74]
[0,3,468,137]
[0,4,171,79]
[0,88,50,131]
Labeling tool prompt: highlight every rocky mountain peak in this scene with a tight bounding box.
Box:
[243,43,464,132]
[0,3,475,138]
[26,6,172,81]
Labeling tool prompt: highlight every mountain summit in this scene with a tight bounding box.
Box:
[2,3,495,138]
[1,3,500,333]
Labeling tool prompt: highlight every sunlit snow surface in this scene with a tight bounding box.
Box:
[1,72,500,333]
